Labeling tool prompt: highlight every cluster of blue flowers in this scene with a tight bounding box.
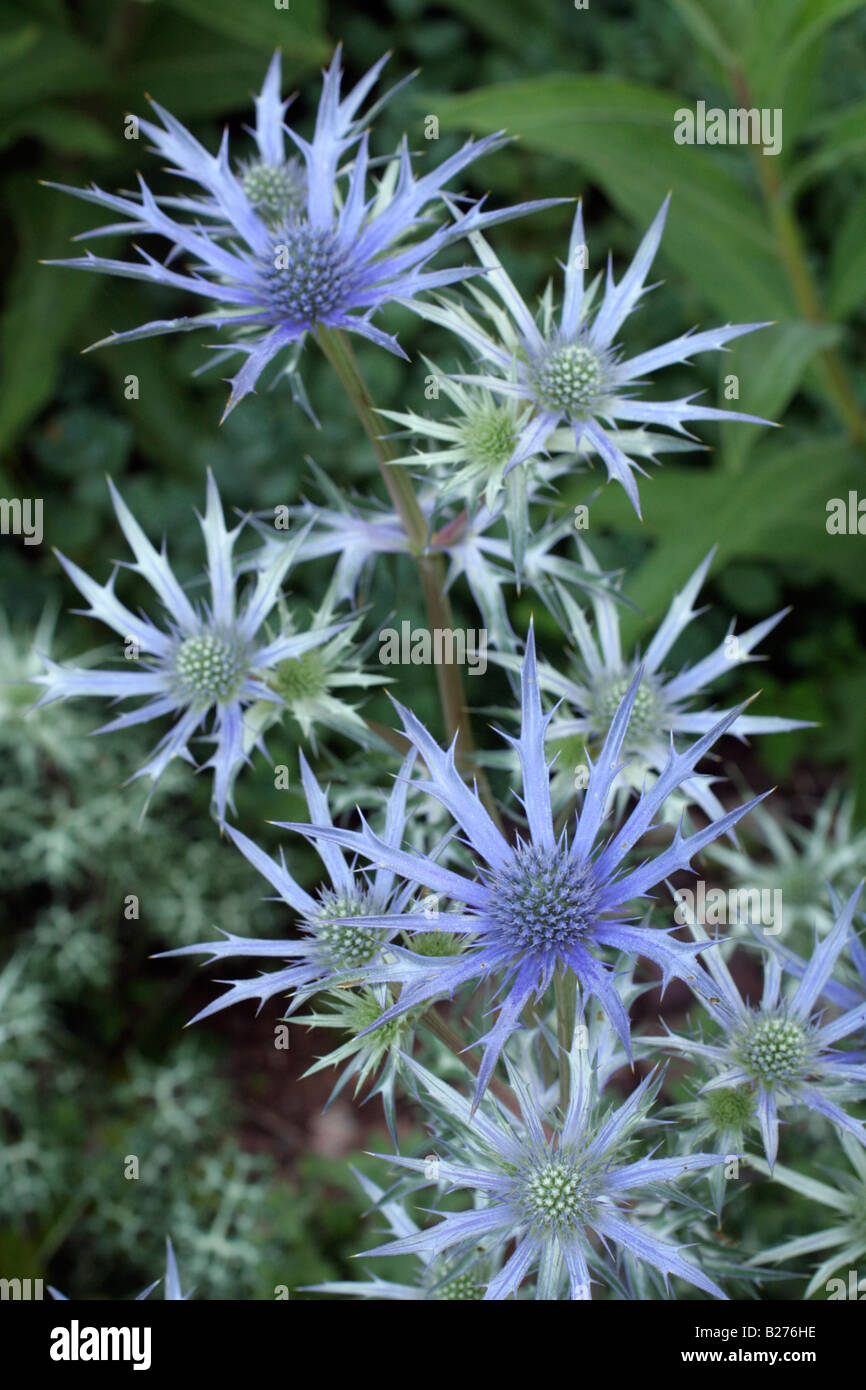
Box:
[35,50,865,1301]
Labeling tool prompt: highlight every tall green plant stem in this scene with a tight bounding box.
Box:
[317,326,503,829]
[554,965,577,1113]
[731,68,865,446]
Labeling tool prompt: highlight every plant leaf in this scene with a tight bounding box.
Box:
[433,76,796,321]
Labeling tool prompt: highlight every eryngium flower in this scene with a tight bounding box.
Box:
[659,884,866,1169]
[43,49,557,418]
[31,474,342,821]
[523,542,808,821]
[362,1050,728,1300]
[245,578,390,752]
[158,749,422,1023]
[414,199,771,514]
[277,625,766,1103]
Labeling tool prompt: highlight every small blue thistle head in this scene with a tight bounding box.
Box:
[274,622,767,1104]
[42,49,561,419]
[485,845,599,954]
[419,199,774,515]
[661,882,866,1169]
[30,473,343,821]
[157,749,421,1024]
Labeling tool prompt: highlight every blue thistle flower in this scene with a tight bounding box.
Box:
[361,1049,729,1300]
[415,200,774,514]
[275,624,767,1103]
[43,49,559,419]
[376,357,698,512]
[521,541,810,821]
[659,884,866,1169]
[158,749,423,1024]
[30,474,342,821]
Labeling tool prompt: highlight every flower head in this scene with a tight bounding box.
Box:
[292,985,415,1141]
[379,364,537,510]
[658,884,866,1169]
[245,578,390,751]
[30,474,342,820]
[276,625,766,1103]
[361,1049,728,1300]
[159,749,423,1023]
[378,358,702,512]
[415,199,772,514]
[44,49,558,418]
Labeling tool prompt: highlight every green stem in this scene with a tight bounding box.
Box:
[316,326,503,830]
[316,326,430,547]
[554,965,576,1114]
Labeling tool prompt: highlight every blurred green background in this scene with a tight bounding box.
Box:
[1,0,865,1297]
